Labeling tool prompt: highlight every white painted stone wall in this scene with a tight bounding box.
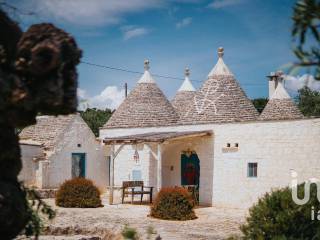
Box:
[46,115,107,191]
[112,144,159,188]
[212,119,320,208]
[100,118,320,208]
[19,144,43,186]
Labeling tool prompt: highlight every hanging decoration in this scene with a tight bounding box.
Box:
[133,145,140,163]
[182,148,195,157]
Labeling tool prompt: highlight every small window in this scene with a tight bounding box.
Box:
[248,163,258,178]
[227,143,231,147]
[77,144,81,148]
[235,143,239,148]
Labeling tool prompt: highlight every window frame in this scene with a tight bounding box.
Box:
[247,162,258,178]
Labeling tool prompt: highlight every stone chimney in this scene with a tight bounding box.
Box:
[267,70,284,98]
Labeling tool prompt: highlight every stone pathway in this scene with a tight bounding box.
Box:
[33,198,247,240]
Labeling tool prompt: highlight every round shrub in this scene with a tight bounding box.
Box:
[55,178,102,208]
[150,187,196,220]
[241,183,320,240]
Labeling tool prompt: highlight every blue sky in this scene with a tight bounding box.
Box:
[8,0,311,109]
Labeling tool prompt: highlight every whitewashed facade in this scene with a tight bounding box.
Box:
[19,114,108,191]
[100,119,320,208]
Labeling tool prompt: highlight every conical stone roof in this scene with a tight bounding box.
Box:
[172,68,196,117]
[259,82,303,121]
[179,47,259,125]
[103,60,179,129]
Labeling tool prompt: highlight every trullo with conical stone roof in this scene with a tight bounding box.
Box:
[104,60,179,129]
[259,81,303,120]
[180,47,259,125]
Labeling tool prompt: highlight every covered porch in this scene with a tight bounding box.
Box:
[103,130,214,206]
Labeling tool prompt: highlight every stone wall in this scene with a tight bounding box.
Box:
[19,144,42,186]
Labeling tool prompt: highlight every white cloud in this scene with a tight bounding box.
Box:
[121,26,149,40]
[284,74,320,95]
[77,86,125,110]
[208,0,246,9]
[23,0,163,27]
[176,17,192,29]
[77,88,87,99]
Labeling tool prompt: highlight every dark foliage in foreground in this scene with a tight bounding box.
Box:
[292,0,320,79]
[0,9,81,239]
[241,183,320,240]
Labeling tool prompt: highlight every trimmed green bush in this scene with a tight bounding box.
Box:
[150,187,196,220]
[241,183,320,240]
[55,178,102,208]
[121,225,139,240]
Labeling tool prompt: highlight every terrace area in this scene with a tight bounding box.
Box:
[37,196,246,240]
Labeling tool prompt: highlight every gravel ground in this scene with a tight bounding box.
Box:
[20,196,247,240]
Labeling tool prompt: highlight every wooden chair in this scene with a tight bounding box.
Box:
[121,181,153,204]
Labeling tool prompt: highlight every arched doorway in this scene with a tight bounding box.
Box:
[181,150,200,202]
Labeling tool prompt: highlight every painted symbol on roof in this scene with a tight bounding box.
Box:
[183,83,225,117]
[194,84,225,114]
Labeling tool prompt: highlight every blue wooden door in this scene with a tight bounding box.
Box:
[181,152,200,186]
[72,153,86,178]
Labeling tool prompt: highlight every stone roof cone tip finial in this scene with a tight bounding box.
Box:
[218,47,224,58]
[138,59,155,83]
[185,67,190,77]
[208,46,233,77]
[178,67,195,92]
[144,59,150,71]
